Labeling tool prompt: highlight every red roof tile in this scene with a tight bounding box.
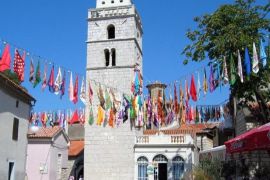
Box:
[69,140,84,157]
[28,126,62,139]
[143,124,218,135]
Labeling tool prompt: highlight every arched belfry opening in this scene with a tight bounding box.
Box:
[111,48,116,66]
[104,49,110,66]
[107,25,115,39]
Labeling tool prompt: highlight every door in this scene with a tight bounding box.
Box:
[158,163,167,180]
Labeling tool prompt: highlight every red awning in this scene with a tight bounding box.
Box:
[225,123,270,154]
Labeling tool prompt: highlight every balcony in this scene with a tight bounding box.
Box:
[89,5,135,19]
[135,134,193,145]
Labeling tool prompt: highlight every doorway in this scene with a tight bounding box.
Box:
[153,154,168,180]
[158,163,167,180]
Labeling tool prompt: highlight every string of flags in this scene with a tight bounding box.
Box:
[30,108,86,129]
[0,39,132,105]
[1,36,269,130]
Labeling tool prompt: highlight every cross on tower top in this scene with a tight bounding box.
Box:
[96,0,133,8]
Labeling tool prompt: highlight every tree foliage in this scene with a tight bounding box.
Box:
[183,0,270,122]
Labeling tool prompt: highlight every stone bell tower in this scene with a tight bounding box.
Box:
[85,0,143,179]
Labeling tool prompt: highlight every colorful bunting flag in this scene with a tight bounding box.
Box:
[33,61,41,88]
[190,74,197,101]
[237,50,244,83]
[173,83,179,114]
[203,68,208,95]
[245,47,251,77]
[73,75,79,104]
[80,77,86,104]
[0,44,11,72]
[29,58,35,83]
[42,63,47,91]
[252,42,259,73]
[222,56,229,84]
[48,65,55,92]
[209,65,215,92]
[229,54,236,85]
[89,82,93,104]
[69,110,79,125]
[13,49,25,82]
[60,71,66,99]
[54,67,62,95]
[260,38,267,67]
[197,72,201,100]
[69,72,74,102]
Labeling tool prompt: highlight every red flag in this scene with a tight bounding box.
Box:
[190,75,197,102]
[73,75,79,104]
[48,66,55,93]
[173,83,179,114]
[69,110,79,125]
[89,82,93,104]
[0,44,11,72]
[13,49,25,82]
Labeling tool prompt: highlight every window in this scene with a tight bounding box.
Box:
[8,162,15,180]
[153,154,168,163]
[138,157,148,180]
[104,49,110,67]
[12,118,19,141]
[102,1,105,4]
[111,48,116,66]
[111,0,114,3]
[16,100,19,108]
[172,156,184,180]
[120,0,123,2]
[107,25,115,39]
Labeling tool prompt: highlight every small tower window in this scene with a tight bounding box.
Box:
[120,0,123,2]
[111,49,116,66]
[111,1,114,3]
[102,1,105,4]
[107,25,115,39]
[104,49,110,67]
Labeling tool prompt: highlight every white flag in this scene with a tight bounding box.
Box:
[197,72,201,100]
[80,77,86,104]
[237,50,244,83]
[69,72,74,102]
[252,42,259,74]
[222,56,229,84]
[54,67,62,95]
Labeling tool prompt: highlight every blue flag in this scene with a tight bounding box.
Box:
[260,39,267,67]
[244,47,251,77]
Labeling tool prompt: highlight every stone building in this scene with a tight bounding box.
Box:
[85,0,143,179]
[0,73,35,180]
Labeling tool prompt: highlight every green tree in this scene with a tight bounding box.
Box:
[182,0,270,122]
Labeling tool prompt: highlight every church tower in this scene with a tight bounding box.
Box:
[85,0,143,179]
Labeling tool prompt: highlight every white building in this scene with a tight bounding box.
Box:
[0,73,35,180]
[135,129,199,180]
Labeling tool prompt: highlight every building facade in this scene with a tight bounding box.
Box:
[26,126,69,180]
[135,131,198,180]
[0,73,35,180]
[85,0,143,179]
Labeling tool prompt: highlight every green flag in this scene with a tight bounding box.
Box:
[230,54,236,85]
[88,106,94,125]
[33,61,41,88]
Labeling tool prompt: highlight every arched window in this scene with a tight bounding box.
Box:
[107,25,115,39]
[137,157,148,180]
[172,156,184,180]
[111,48,116,66]
[104,49,110,67]
[153,154,168,163]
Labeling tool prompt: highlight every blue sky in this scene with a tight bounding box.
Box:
[1,0,265,111]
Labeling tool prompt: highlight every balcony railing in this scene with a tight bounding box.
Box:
[135,135,188,145]
[89,5,134,19]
